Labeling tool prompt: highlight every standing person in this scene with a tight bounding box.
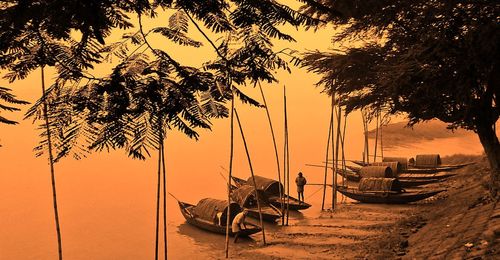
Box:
[232,209,248,243]
[295,172,307,203]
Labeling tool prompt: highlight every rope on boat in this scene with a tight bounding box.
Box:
[167,192,181,202]
[306,185,325,200]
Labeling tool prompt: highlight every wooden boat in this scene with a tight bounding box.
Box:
[178,199,261,236]
[337,178,445,204]
[335,169,442,188]
[352,158,474,173]
[231,176,312,210]
[347,165,458,178]
[231,184,282,222]
[337,186,445,204]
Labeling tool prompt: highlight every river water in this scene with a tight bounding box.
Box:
[0,107,485,259]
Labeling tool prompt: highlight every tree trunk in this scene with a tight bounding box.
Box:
[476,120,500,198]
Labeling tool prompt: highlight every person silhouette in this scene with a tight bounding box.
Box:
[295,172,307,203]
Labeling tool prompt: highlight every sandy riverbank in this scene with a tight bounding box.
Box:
[224,155,499,259]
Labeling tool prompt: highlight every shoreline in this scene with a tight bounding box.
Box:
[223,155,499,259]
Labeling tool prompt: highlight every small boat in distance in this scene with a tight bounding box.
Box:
[231,176,311,210]
[177,198,261,236]
[337,178,445,204]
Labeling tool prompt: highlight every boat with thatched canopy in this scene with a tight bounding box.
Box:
[346,165,457,179]
[230,184,282,222]
[335,168,441,188]
[177,198,261,236]
[231,176,311,210]
[352,155,473,173]
[337,178,445,204]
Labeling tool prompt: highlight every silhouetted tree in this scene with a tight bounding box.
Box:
[3,1,318,259]
[302,0,500,196]
[1,1,147,259]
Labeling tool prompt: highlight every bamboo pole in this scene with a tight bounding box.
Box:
[380,115,384,159]
[321,109,333,210]
[154,122,162,260]
[374,111,380,162]
[161,131,167,260]
[331,93,336,210]
[257,81,284,225]
[283,85,290,225]
[41,67,63,260]
[282,115,287,224]
[234,109,266,245]
[333,101,342,210]
[362,110,370,164]
[341,113,348,187]
[224,90,235,258]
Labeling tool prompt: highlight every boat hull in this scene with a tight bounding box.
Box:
[351,160,473,174]
[268,195,311,210]
[336,169,442,187]
[231,176,311,211]
[246,206,282,222]
[178,202,261,236]
[337,187,444,204]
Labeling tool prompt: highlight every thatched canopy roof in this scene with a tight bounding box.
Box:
[231,185,268,207]
[359,166,394,178]
[383,157,408,170]
[193,198,241,223]
[245,175,283,195]
[358,178,402,192]
[371,161,402,175]
[415,154,441,168]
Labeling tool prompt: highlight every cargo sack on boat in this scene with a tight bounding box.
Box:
[371,162,402,175]
[359,166,394,178]
[231,185,269,207]
[358,178,402,192]
[415,154,441,168]
[245,175,283,195]
[193,198,241,223]
[383,157,408,170]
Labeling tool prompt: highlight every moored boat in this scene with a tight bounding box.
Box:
[178,198,261,236]
[347,165,458,178]
[352,156,474,173]
[231,176,311,210]
[337,178,445,204]
[231,184,282,222]
[338,186,445,204]
[335,168,442,188]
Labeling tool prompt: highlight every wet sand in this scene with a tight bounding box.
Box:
[213,155,500,259]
